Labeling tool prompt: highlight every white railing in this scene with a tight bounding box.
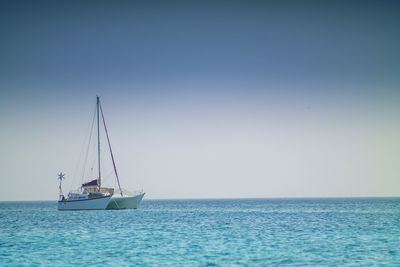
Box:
[66,187,143,197]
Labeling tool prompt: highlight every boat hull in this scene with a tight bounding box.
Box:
[106,193,145,210]
[58,196,111,210]
[57,193,145,210]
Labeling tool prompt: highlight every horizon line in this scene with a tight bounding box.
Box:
[1,195,399,202]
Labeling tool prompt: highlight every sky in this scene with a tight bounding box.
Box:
[0,0,400,200]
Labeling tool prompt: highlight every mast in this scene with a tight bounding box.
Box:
[97,96,101,189]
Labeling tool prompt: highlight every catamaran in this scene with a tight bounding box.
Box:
[57,96,145,210]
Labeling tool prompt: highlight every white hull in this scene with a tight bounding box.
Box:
[106,193,145,209]
[58,196,112,210]
[57,193,145,210]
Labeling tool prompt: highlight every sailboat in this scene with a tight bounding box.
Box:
[57,96,145,210]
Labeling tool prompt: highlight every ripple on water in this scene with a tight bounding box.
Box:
[0,198,399,266]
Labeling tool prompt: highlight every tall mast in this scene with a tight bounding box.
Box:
[97,96,101,189]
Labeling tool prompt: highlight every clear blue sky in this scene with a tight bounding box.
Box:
[1,0,399,200]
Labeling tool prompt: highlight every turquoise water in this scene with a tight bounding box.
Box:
[1,198,399,266]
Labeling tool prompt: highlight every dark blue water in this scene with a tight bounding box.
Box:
[1,198,399,266]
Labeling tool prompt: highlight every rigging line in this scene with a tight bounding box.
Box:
[71,103,97,190]
[81,103,97,185]
[99,102,123,196]
[101,170,115,184]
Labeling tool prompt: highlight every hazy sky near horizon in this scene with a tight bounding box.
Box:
[1,0,400,200]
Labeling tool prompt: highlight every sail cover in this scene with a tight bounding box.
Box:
[82,179,98,187]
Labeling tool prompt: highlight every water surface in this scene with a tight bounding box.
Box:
[1,198,399,266]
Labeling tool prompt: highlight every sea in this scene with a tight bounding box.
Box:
[0,198,399,266]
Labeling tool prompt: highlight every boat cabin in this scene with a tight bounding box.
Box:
[81,179,114,195]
